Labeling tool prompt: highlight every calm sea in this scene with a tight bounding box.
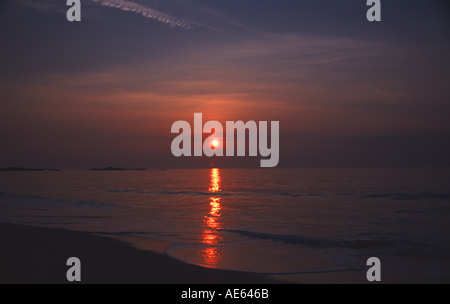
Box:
[1,168,450,280]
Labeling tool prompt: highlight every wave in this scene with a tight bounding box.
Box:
[163,228,449,274]
[88,230,152,236]
[360,193,450,201]
[33,215,113,219]
[4,189,447,203]
[106,188,329,198]
[222,229,450,259]
[163,242,361,275]
[222,229,397,250]
[105,189,450,201]
[0,192,114,208]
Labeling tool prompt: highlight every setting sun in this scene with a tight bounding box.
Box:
[211,140,219,149]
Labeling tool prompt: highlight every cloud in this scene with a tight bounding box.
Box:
[92,0,191,29]
[17,0,253,33]
[92,0,254,33]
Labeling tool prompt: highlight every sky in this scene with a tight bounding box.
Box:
[0,0,449,169]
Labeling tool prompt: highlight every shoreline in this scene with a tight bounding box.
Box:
[0,223,279,284]
[2,223,449,284]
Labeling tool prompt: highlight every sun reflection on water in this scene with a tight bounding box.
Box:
[202,168,223,267]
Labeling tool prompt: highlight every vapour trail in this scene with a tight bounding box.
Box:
[90,0,256,34]
[17,0,256,34]
[91,0,192,29]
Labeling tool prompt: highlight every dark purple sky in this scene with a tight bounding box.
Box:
[0,0,449,168]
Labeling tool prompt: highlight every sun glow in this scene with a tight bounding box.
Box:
[211,140,219,149]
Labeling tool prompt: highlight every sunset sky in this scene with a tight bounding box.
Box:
[0,0,449,168]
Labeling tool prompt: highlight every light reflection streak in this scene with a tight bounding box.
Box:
[201,168,223,267]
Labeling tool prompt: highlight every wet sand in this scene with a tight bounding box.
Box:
[0,223,277,284]
[2,223,447,284]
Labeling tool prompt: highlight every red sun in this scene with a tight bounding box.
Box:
[211,140,219,149]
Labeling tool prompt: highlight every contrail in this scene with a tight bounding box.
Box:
[91,0,256,34]
[91,0,192,29]
[17,0,256,34]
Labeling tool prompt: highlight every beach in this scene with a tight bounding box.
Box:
[2,222,449,284]
[0,223,278,284]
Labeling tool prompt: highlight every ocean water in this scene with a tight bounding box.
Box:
[1,167,450,281]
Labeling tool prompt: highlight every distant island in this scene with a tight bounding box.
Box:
[89,167,146,171]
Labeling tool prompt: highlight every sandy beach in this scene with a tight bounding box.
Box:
[0,223,277,284]
[2,222,449,284]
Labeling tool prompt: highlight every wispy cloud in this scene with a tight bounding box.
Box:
[92,0,191,29]
[91,0,254,33]
[17,0,253,33]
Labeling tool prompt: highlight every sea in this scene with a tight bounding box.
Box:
[1,167,450,282]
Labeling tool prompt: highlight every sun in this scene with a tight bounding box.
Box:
[211,140,219,149]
